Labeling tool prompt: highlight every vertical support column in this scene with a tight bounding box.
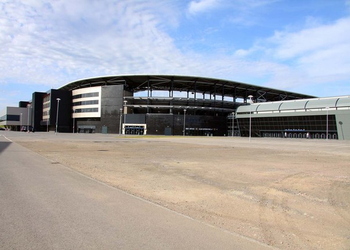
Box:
[222,83,225,108]
[233,87,237,103]
[194,80,197,102]
[169,78,173,114]
[183,108,187,136]
[193,81,197,115]
[171,78,174,96]
[147,79,150,114]
[214,83,216,104]
[123,100,127,134]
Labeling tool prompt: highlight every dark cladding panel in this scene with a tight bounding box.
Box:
[100,85,124,133]
[19,101,30,108]
[146,114,174,135]
[146,114,226,136]
[76,119,100,133]
[32,92,46,131]
[50,89,72,132]
[125,114,146,124]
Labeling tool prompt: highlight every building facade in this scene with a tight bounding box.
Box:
[2,75,349,139]
[57,75,313,136]
[0,106,31,131]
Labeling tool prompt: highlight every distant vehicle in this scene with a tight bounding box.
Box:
[0,127,5,130]
[21,126,34,132]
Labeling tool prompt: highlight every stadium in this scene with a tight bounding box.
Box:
[1,74,349,139]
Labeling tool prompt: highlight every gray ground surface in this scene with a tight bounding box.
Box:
[2,131,350,249]
[0,133,272,250]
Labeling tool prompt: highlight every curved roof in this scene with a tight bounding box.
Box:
[281,100,308,110]
[237,95,350,113]
[306,98,338,109]
[257,102,282,112]
[237,105,259,113]
[335,97,350,107]
[59,75,315,102]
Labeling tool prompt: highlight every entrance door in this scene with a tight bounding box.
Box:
[124,125,146,135]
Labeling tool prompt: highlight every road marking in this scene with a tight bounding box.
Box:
[0,134,12,142]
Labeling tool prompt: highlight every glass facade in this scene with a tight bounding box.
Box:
[238,115,338,139]
[0,115,20,122]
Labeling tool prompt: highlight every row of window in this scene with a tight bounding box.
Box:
[42,100,99,112]
[0,115,20,122]
[72,92,99,99]
[43,96,50,103]
[73,100,99,106]
[74,108,99,113]
[40,108,99,117]
[261,132,338,139]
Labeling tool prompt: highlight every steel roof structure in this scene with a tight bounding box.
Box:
[59,75,315,102]
[237,95,350,113]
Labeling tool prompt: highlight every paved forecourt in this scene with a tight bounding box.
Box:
[0,133,271,250]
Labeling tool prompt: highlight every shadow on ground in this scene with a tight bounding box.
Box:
[0,142,11,154]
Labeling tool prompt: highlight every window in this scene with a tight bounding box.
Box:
[0,115,20,121]
[75,108,99,113]
[73,100,99,106]
[73,92,99,99]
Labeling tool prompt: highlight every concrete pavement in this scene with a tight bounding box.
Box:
[0,133,272,249]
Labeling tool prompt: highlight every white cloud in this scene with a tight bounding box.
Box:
[0,0,349,108]
[187,0,221,15]
[228,16,350,96]
[0,0,197,88]
[270,17,350,60]
[266,17,350,88]
[226,0,279,26]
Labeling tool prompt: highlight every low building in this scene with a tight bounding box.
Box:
[0,105,31,131]
[236,96,350,140]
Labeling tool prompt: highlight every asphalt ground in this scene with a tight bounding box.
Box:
[0,132,273,250]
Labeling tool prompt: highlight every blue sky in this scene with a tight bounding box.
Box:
[1,0,350,110]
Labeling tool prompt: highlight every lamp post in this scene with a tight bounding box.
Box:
[27,104,31,131]
[119,108,123,135]
[72,109,75,133]
[183,108,187,136]
[232,112,235,137]
[123,100,127,134]
[339,121,344,140]
[47,108,50,132]
[55,98,61,134]
[248,95,253,141]
[326,107,329,140]
[20,113,22,131]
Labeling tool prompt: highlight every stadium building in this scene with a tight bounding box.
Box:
[1,75,349,139]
